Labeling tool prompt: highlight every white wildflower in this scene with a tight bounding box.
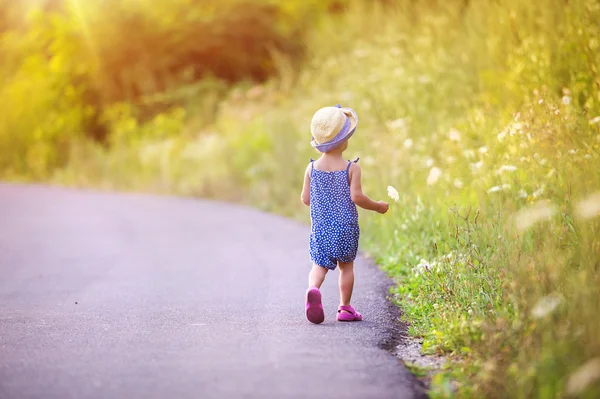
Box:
[425,158,435,168]
[518,189,528,199]
[531,294,561,319]
[532,187,545,198]
[453,179,464,188]
[487,184,510,194]
[403,138,413,149]
[498,165,518,173]
[568,149,577,154]
[566,358,600,396]
[575,192,600,219]
[590,116,600,124]
[478,146,488,154]
[449,128,461,141]
[387,186,400,202]
[447,156,456,163]
[514,200,555,231]
[497,130,508,141]
[426,167,442,186]
[562,96,571,105]
[401,224,407,230]
[470,161,484,171]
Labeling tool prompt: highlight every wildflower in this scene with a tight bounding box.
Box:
[566,358,600,396]
[478,146,488,154]
[403,138,413,149]
[589,116,600,124]
[453,179,464,188]
[514,200,555,231]
[531,294,561,319]
[532,187,545,198]
[470,161,484,171]
[425,158,435,168]
[568,149,577,154]
[487,184,510,194]
[562,96,571,105]
[449,128,461,141]
[497,165,518,173]
[497,130,508,141]
[518,189,528,199]
[575,192,600,219]
[447,156,456,163]
[387,186,400,202]
[426,167,442,186]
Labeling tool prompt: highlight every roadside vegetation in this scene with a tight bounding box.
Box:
[2,0,600,397]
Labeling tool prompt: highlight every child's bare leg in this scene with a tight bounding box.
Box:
[308,264,328,288]
[338,261,354,310]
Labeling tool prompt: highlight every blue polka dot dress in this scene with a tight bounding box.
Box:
[309,158,360,270]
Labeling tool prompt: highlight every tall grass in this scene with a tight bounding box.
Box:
[30,0,600,397]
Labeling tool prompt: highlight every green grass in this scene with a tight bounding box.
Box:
[7,0,600,397]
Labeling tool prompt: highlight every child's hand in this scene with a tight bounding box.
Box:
[377,201,389,214]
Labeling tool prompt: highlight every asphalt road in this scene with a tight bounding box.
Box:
[0,183,425,399]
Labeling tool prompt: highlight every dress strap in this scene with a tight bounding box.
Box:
[346,158,359,185]
[309,158,315,176]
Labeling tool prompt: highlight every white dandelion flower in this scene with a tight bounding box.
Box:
[426,167,442,186]
[387,186,400,202]
[531,294,561,319]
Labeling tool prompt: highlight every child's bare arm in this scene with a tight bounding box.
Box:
[300,163,311,206]
[349,163,388,214]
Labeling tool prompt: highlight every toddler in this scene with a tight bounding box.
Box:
[300,104,388,324]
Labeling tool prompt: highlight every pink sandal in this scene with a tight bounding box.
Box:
[305,287,325,324]
[337,305,362,322]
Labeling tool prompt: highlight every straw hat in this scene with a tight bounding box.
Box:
[310,104,358,152]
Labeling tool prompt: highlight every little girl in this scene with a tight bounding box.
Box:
[300,104,388,324]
